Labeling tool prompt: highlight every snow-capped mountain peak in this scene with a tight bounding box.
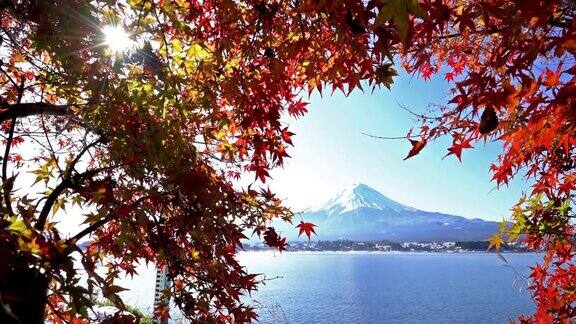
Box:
[309,183,417,215]
[267,183,497,242]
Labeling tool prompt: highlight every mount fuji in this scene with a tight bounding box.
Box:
[276,183,498,242]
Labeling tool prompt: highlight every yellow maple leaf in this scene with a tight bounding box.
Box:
[488,234,504,251]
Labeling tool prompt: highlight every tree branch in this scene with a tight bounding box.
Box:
[437,27,505,40]
[65,137,105,179]
[34,178,71,231]
[2,79,24,216]
[0,102,71,123]
[0,101,105,136]
[70,216,110,243]
[362,133,418,140]
[69,195,154,243]
[34,138,105,231]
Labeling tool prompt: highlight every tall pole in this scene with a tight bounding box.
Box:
[153,266,170,324]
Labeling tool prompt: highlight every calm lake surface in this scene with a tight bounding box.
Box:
[115,252,542,323]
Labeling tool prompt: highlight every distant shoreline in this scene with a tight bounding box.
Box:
[243,239,539,254]
[240,249,543,254]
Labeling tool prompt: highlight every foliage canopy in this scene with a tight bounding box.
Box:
[0,0,574,323]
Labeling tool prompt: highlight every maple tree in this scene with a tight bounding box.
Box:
[395,1,575,323]
[0,0,573,323]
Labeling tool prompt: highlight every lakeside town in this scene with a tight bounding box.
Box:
[244,240,532,253]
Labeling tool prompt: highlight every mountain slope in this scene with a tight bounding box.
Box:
[277,183,498,242]
[304,183,417,215]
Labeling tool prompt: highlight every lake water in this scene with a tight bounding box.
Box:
[114,252,542,323]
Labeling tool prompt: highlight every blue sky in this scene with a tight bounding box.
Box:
[267,70,529,222]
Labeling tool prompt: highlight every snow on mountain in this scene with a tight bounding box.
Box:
[307,183,417,215]
[284,183,499,242]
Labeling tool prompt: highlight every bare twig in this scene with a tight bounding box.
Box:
[395,100,443,121]
[361,133,417,140]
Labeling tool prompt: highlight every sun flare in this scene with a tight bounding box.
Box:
[102,25,133,53]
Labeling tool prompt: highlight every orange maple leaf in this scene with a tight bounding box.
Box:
[542,63,563,88]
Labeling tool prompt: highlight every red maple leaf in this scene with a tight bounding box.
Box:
[263,227,287,252]
[420,63,433,80]
[444,136,473,161]
[403,139,427,160]
[281,127,295,146]
[295,221,317,241]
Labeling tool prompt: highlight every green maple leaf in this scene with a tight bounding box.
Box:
[376,0,426,43]
[8,217,26,234]
[375,64,398,89]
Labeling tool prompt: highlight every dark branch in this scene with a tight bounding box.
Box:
[34,178,71,231]
[437,27,505,40]
[70,216,110,243]
[34,138,104,231]
[0,102,71,123]
[69,195,154,243]
[65,138,105,179]
[0,101,104,136]
[2,79,25,216]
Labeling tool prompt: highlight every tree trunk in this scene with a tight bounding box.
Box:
[0,267,49,323]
